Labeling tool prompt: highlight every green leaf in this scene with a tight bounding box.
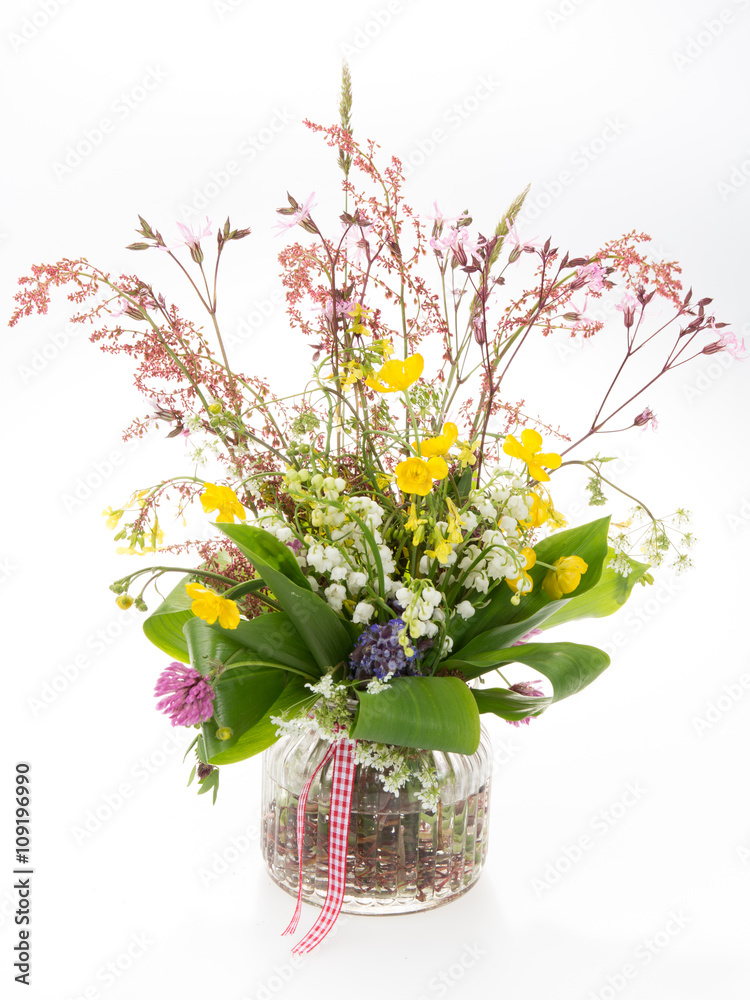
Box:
[447,639,610,694]
[211,611,320,677]
[203,675,313,765]
[184,616,244,675]
[540,550,650,629]
[217,523,355,671]
[471,687,551,722]
[449,516,611,651]
[142,573,195,661]
[351,677,481,754]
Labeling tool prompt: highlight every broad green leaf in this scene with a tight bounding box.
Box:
[184,616,244,675]
[447,639,610,694]
[540,550,650,629]
[211,611,320,677]
[449,516,611,651]
[217,523,355,671]
[142,572,195,661]
[218,523,312,591]
[352,677,481,754]
[204,676,313,765]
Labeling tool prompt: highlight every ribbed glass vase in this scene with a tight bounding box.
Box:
[261,726,492,914]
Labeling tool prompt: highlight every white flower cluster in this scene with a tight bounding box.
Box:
[354,742,441,812]
[394,582,453,659]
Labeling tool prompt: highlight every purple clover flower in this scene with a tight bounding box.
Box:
[348,618,425,682]
[154,662,216,727]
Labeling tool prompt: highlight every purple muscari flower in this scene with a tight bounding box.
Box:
[347,618,427,682]
[154,662,215,727]
[506,680,546,728]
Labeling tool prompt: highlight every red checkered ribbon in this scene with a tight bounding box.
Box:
[282,737,357,955]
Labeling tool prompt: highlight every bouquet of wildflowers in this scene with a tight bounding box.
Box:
[11,72,743,808]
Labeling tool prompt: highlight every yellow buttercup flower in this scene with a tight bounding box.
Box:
[395,455,448,496]
[200,483,246,524]
[521,492,549,528]
[542,556,588,600]
[426,526,454,565]
[503,429,562,482]
[185,582,240,629]
[419,422,458,458]
[365,353,424,393]
[457,439,479,469]
[506,547,537,594]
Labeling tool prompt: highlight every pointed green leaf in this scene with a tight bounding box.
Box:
[470,687,551,722]
[352,677,481,754]
[217,523,354,671]
[203,675,313,765]
[211,611,320,676]
[142,573,195,661]
[448,639,609,696]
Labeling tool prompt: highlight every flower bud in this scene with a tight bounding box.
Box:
[116,594,133,610]
[197,763,215,780]
[134,597,148,612]
[208,402,222,415]
[215,727,233,741]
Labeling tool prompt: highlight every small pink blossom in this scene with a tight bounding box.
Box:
[634,407,658,431]
[273,193,317,236]
[512,628,543,646]
[157,218,213,252]
[420,202,468,225]
[576,263,606,292]
[504,218,540,257]
[155,662,215,727]
[430,226,485,266]
[716,331,748,360]
[506,680,546,727]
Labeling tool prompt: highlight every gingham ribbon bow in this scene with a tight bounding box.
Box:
[282,737,357,955]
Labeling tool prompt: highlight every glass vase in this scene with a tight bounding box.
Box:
[260,726,492,915]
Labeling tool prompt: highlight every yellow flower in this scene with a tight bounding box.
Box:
[338,360,366,390]
[503,429,562,482]
[116,594,133,609]
[457,439,479,469]
[365,353,424,393]
[200,483,246,524]
[405,502,428,545]
[419,422,458,458]
[542,556,588,600]
[521,492,549,528]
[426,526,454,565]
[446,497,465,545]
[347,303,372,335]
[506,547,537,594]
[185,583,241,629]
[102,507,123,530]
[395,455,448,496]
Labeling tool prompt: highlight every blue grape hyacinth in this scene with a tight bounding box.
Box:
[347,618,425,682]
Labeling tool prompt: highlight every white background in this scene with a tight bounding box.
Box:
[2,1,749,998]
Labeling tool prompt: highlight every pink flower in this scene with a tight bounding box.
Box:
[512,628,543,646]
[716,331,748,360]
[616,292,638,328]
[504,218,540,257]
[154,662,215,727]
[506,680,546,727]
[576,263,606,292]
[430,226,485,266]
[634,407,658,431]
[157,218,213,252]
[273,193,317,236]
[420,202,468,225]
